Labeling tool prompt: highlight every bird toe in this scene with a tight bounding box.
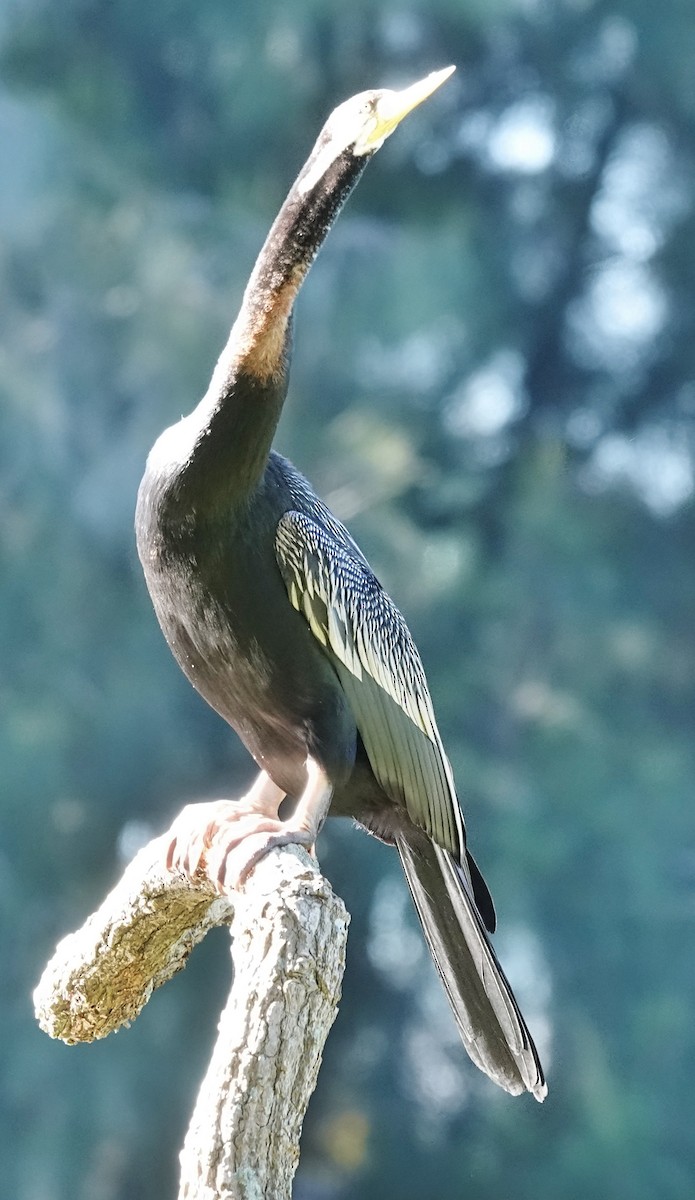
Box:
[217,826,316,892]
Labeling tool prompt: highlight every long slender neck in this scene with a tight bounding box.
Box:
[170,145,370,504]
[223,146,369,386]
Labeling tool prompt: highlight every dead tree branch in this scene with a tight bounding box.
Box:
[34,833,349,1200]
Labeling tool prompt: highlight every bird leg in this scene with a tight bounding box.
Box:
[165,758,333,893]
[213,756,333,891]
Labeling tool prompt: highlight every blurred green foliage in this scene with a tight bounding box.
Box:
[1,0,695,1197]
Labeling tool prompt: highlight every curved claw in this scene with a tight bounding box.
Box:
[166,799,243,882]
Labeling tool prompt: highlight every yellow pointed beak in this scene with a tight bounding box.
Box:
[363,66,456,151]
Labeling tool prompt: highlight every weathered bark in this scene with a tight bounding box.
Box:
[178,850,349,1200]
[34,835,232,1043]
[34,835,349,1199]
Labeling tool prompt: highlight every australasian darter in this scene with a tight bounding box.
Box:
[136,68,547,1100]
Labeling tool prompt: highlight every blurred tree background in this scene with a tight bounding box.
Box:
[1,0,694,1196]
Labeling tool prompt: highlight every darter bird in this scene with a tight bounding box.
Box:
[136,67,547,1100]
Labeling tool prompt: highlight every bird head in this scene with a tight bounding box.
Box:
[296,67,455,197]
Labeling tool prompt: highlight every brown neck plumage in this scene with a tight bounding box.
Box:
[210,146,369,392]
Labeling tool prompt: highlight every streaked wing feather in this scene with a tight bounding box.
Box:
[275,509,466,858]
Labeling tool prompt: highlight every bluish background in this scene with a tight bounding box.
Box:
[2,1,695,1196]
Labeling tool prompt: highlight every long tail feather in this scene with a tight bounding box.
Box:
[396,829,546,1100]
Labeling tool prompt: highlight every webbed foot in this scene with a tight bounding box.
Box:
[165,758,333,892]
